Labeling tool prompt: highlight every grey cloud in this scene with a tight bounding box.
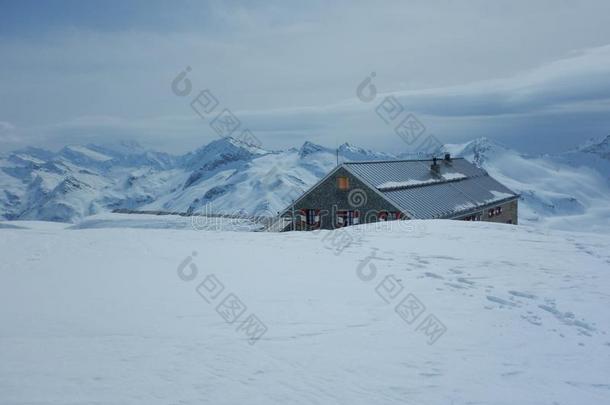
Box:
[2,1,610,154]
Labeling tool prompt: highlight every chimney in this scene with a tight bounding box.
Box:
[444,152,451,162]
[430,157,440,173]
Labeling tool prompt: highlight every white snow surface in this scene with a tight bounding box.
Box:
[1,219,609,404]
[441,172,467,181]
[71,212,264,232]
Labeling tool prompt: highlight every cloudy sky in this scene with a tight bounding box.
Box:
[1,0,610,154]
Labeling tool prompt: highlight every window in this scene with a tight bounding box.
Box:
[337,176,350,190]
[488,206,503,218]
[336,210,359,227]
[378,211,400,221]
[303,209,319,225]
[306,210,315,225]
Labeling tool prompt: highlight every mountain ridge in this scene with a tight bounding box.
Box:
[1,136,609,232]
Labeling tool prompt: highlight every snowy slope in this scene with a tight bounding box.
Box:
[1,220,609,404]
[1,136,609,233]
[446,136,610,233]
[0,141,185,222]
[556,135,610,182]
[133,139,392,217]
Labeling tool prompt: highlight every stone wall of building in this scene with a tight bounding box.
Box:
[455,199,518,225]
[285,167,403,230]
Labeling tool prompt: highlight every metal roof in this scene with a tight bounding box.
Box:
[343,158,518,219]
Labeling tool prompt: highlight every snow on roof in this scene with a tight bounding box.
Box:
[377,173,467,191]
[343,158,517,219]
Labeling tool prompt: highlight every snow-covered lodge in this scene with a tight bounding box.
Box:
[276,154,519,231]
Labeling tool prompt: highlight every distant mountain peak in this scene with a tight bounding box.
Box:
[578,134,610,158]
[10,146,55,161]
[298,141,327,158]
[464,136,507,150]
[183,136,268,173]
[443,137,511,167]
[338,142,388,158]
[118,139,143,150]
[338,142,358,152]
[199,136,267,153]
[60,145,113,163]
[88,140,146,156]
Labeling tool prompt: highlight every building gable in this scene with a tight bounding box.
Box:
[279,164,406,217]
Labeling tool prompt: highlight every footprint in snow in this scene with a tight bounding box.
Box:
[538,304,596,334]
[508,290,537,299]
[521,313,542,326]
[445,282,467,289]
[486,295,517,307]
[428,255,460,261]
[565,381,610,390]
[457,277,475,286]
[420,371,442,377]
[501,370,523,377]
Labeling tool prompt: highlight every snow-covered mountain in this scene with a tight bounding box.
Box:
[0,138,390,223]
[1,136,609,232]
[444,136,610,232]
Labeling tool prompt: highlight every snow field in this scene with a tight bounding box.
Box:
[1,219,609,404]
